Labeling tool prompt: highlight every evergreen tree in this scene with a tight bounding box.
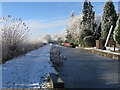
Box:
[101,0,118,41]
[82,0,89,30]
[88,1,95,32]
[66,29,72,43]
[95,23,101,40]
[70,11,75,19]
[81,0,96,42]
[113,14,120,45]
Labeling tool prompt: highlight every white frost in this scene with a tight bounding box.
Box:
[2,44,56,88]
[84,47,120,55]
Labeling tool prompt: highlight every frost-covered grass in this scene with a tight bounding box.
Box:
[106,47,120,52]
[84,47,120,55]
[1,44,56,88]
[2,39,44,64]
[1,16,47,63]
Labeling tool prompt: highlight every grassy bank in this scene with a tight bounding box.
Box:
[78,47,120,60]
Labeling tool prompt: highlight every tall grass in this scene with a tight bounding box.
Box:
[1,16,44,63]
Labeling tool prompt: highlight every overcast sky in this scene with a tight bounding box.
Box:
[2,1,119,38]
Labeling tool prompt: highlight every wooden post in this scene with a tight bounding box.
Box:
[113,44,116,52]
[103,25,113,50]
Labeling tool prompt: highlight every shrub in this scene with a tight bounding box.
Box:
[83,36,96,47]
[80,30,93,40]
[1,16,44,63]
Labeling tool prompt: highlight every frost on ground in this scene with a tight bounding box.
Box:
[1,44,56,88]
[84,47,120,55]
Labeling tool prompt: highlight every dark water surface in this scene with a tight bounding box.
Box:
[57,46,119,88]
